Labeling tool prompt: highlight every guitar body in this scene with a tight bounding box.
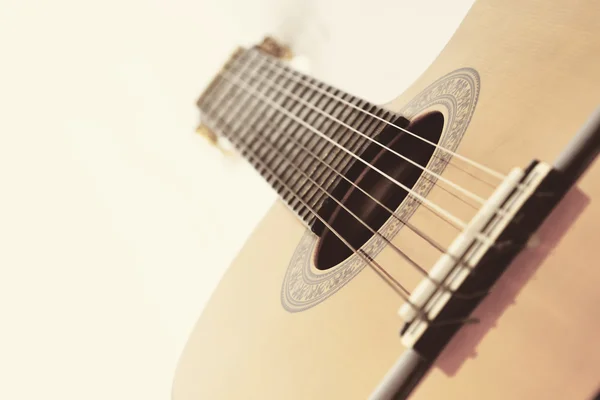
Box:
[174,0,600,398]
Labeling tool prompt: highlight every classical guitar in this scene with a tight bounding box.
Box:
[174,0,600,398]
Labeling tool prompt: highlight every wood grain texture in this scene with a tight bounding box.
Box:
[174,0,600,398]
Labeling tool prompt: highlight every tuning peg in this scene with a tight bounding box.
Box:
[195,124,232,156]
[196,124,218,145]
[256,36,293,60]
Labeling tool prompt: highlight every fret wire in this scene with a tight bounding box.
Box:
[318,92,362,175]
[289,83,328,182]
[197,49,248,109]
[301,95,367,194]
[334,103,385,171]
[260,61,296,164]
[272,86,324,208]
[266,96,315,198]
[262,79,301,170]
[298,88,344,189]
[307,104,383,211]
[276,80,332,196]
[199,75,234,119]
[225,58,282,155]
[304,99,380,208]
[197,75,223,110]
[262,79,310,181]
[201,56,297,216]
[278,128,312,197]
[289,124,319,216]
[327,99,373,171]
[263,75,313,158]
[202,52,259,130]
[290,98,331,187]
[275,95,315,180]
[208,50,258,109]
[247,66,283,164]
[313,92,358,194]
[227,88,270,168]
[209,55,320,218]
[198,73,231,111]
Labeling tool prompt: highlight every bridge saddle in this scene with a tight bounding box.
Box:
[399,161,555,349]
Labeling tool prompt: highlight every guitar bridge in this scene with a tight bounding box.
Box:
[399,160,568,355]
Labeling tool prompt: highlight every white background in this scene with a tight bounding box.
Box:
[0,0,474,398]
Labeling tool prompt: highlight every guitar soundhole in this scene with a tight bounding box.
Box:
[314,111,444,270]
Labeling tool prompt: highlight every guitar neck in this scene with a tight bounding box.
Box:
[197,48,405,227]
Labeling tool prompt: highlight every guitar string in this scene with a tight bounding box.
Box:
[210,56,509,244]
[204,64,495,291]
[257,51,499,193]
[207,77,493,313]
[255,116,450,256]
[201,55,469,265]
[216,101,491,290]
[199,51,493,205]
[228,51,483,212]
[207,53,505,246]
[214,106,431,277]
[203,54,466,232]
[201,58,487,280]
[196,51,522,314]
[224,49,488,207]
[215,66,469,230]
[202,110,428,311]
[223,52,485,212]
[252,48,506,181]
[200,57,486,310]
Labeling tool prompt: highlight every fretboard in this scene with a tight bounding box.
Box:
[197,47,405,227]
